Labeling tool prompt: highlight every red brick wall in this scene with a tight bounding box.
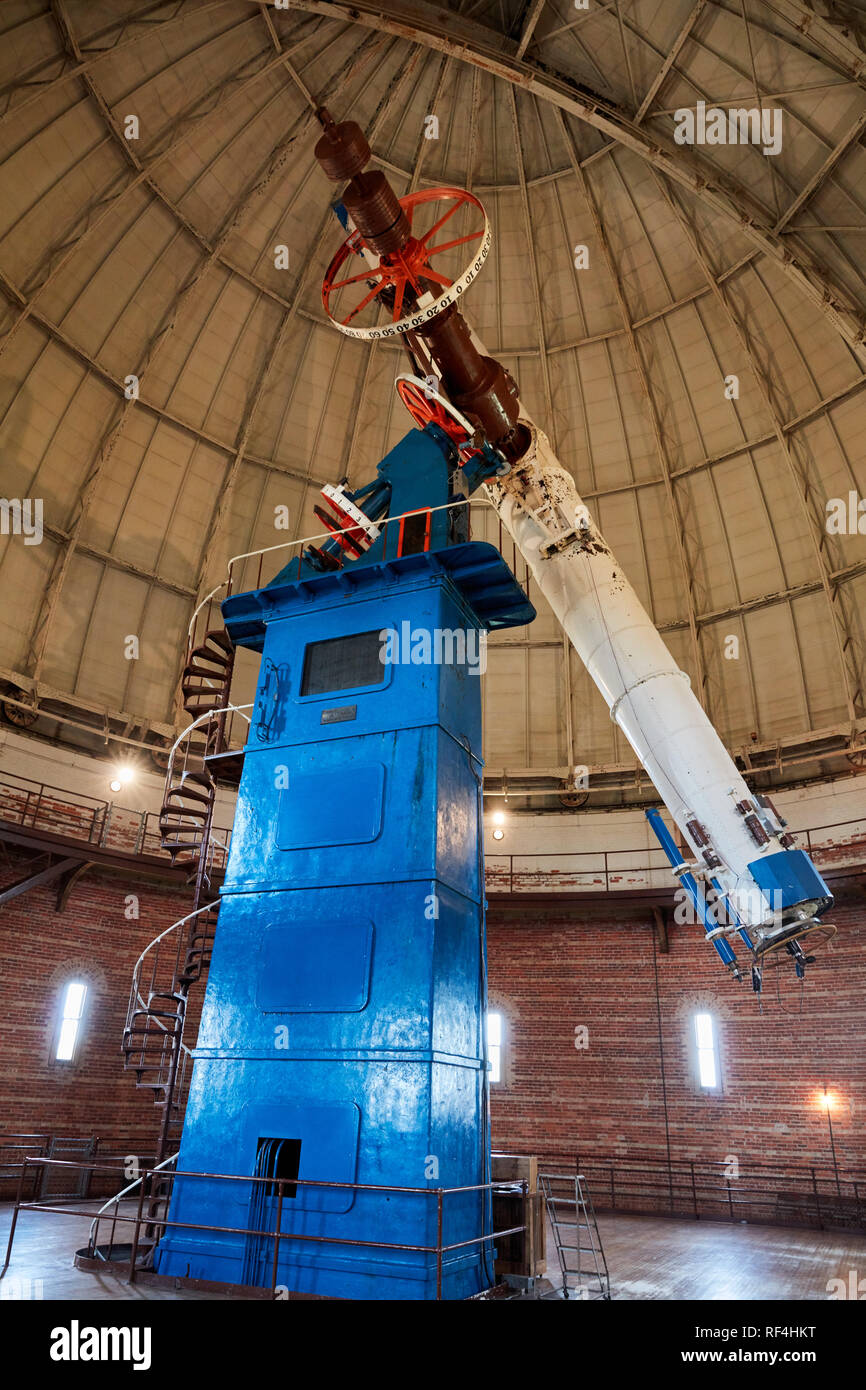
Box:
[488,898,866,1179]
[2,843,863,1207]
[0,850,196,1190]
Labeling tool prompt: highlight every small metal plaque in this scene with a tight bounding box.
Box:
[321,704,357,725]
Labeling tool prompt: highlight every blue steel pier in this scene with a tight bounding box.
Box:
[154,423,535,1298]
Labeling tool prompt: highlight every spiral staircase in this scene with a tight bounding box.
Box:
[121,622,238,1161]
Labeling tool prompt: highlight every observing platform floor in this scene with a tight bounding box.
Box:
[542,1209,866,1300]
[0,1200,863,1300]
[0,1200,235,1301]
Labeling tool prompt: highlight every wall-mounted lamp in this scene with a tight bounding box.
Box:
[109,764,135,794]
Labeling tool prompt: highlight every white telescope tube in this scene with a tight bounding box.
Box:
[486,423,787,932]
[401,280,826,943]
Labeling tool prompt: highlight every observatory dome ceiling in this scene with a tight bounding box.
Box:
[1,0,866,801]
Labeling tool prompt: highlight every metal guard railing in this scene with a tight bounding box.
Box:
[532,1151,866,1232]
[2,1157,525,1301]
[0,770,234,868]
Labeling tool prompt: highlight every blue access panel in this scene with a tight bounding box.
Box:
[154,550,522,1299]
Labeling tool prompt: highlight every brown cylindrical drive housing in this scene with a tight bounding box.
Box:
[315,112,530,459]
[418,305,527,456]
[341,171,410,256]
[314,112,371,182]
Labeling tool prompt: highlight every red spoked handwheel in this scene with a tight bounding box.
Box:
[395,374,483,458]
[313,482,380,557]
[322,188,490,341]
[313,504,366,557]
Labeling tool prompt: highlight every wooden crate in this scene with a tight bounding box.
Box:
[491,1153,546,1277]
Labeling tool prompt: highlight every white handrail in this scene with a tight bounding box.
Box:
[188,496,494,637]
[164,702,253,791]
[224,494,487,578]
[130,899,222,981]
[168,703,253,760]
[187,582,229,638]
[190,502,476,640]
[129,898,221,1030]
[88,1153,179,1257]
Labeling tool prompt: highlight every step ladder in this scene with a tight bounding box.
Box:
[539,1171,611,1300]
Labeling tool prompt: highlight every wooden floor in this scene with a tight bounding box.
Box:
[1,1200,863,1300]
[0,1201,235,1301]
[546,1210,866,1300]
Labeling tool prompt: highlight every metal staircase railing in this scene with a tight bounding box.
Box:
[87,1153,179,1268]
[123,703,252,1165]
[120,607,248,1163]
[121,898,221,1145]
[159,626,236,873]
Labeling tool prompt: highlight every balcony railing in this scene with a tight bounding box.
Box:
[486,816,866,893]
[531,1150,866,1231]
[1,766,863,893]
[0,771,233,870]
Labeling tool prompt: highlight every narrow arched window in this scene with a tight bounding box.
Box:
[487,1010,504,1085]
[55,981,87,1062]
[692,1011,721,1091]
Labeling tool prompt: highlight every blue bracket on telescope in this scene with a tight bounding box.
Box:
[746,849,833,917]
[645,808,745,970]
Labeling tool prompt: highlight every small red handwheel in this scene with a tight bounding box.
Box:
[395,374,490,468]
[313,504,366,557]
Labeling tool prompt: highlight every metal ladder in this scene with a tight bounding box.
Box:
[539,1171,611,1300]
